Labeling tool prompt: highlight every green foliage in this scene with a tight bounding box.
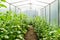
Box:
[0,0,7,8]
[0,11,28,40]
[1,0,6,2]
[0,4,7,8]
[0,11,60,40]
[31,16,60,40]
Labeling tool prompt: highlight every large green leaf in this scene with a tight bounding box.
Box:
[1,0,6,2]
[0,4,7,8]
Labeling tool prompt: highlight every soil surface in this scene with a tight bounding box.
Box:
[25,25,38,40]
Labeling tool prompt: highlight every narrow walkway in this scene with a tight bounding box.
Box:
[25,25,38,40]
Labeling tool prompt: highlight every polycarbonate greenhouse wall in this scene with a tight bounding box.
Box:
[0,0,60,26]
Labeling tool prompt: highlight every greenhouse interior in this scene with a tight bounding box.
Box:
[0,0,60,40]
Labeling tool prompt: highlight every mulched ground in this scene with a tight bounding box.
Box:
[24,25,38,40]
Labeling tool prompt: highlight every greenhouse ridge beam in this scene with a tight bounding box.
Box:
[16,3,44,7]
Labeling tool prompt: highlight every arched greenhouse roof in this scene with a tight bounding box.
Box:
[6,0,56,9]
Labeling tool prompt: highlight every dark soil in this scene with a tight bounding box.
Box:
[24,25,38,40]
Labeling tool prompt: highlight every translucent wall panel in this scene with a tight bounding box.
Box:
[37,9,41,16]
[24,9,38,17]
[42,8,46,18]
[23,9,38,17]
[40,9,43,18]
[32,5,43,17]
[10,5,16,12]
[41,8,46,18]
[46,5,49,23]
[51,0,58,25]
[16,8,20,14]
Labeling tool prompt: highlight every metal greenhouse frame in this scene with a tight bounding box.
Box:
[6,0,59,26]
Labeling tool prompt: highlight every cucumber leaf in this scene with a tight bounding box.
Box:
[1,0,6,2]
[0,4,7,8]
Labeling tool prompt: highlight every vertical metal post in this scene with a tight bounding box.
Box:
[58,0,59,26]
[49,4,51,24]
[45,7,46,19]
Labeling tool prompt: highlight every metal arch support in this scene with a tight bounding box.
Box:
[36,1,49,4]
[38,0,57,9]
[33,4,45,7]
[36,0,57,4]
[8,0,28,4]
[15,3,45,10]
[49,0,57,4]
[36,0,57,9]
[6,0,57,10]
[16,3,30,7]
[6,2,21,12]
[16,3,45,8]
